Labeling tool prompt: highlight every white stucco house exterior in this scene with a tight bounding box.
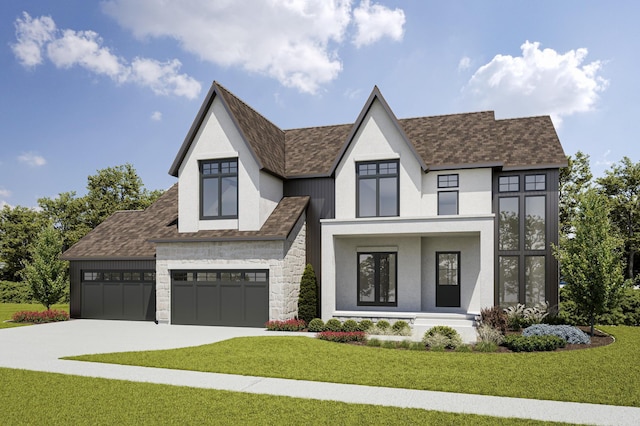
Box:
[62,81,567,342]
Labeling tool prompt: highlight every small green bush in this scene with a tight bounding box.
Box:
[423,326,463,349]
[504,304,529,331]
[409,342,424,351]
[324,318,343,332]
[376,320,390,330]
[474,342,498,352]
[397,339,411,349]
[502,335,566,352]
[366,338,381,347]
[316,331,366,343]
[357,319,374,332]
[454,344,472,352]
[391,320,411,335]
[341,319,359,332]
[307,318,325,332]
[424,325,458,340]
[476,324,504,345]
[297,264,318,324]
[265,319,306,331]
[382,340,396,349]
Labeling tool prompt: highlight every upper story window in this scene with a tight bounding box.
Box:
[200,159,238,219]
[356,160,399,217]
[437,174,458,215]
[499,176,519,192]
[525,174,546,191]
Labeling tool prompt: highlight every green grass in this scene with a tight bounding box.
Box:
[0,302,69,329]
[69,326,640,407]
[0,368,558,425]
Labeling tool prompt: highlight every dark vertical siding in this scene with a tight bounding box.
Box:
[69,259,156,318]
[546,169,560,313]
[284,177,335,306]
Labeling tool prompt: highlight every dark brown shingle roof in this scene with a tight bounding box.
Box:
[61,185,309,260]
[495,116,566,169]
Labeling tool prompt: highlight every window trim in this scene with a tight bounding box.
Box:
[357,252,398,307]
[437,190,459,215]
[199,158,239,220]
[436,251,460,286]
[437,174,459,189]
[525,174,546,191]
[499,175,520,192]
[356,160,400,218]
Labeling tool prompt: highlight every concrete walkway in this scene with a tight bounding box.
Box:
[1,320,638,425]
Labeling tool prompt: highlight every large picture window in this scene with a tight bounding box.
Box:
[358,252,397,306]
[356,160,399,217]
[200,159,238,219]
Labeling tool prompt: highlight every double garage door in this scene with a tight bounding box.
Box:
[171,270,269,327]
[81,271,156,321]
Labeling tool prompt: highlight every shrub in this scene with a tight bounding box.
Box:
[479,306,507,334]
[341,319,359,332]
[382,340,397,349]
[357,319,374,332]
[11,309,69,324]
[297,264,318,323]
[391,320,411,336]
[476,324,504,345]
[504,304,529,331]
[324,318,343,332]
[409,342,424,351]
[524,302,550,324]
[455,344,472,352]
[0,281,33,303]
[317,331,366,343]
[375,320,390,331]
[307,318,325,332]
[264,319,306,331]
[474,341,498,352]
[422,326,462,350]
[366,338,381,347]
[502,335,566,352]
[397,339,411,349]
[522,324,591,345]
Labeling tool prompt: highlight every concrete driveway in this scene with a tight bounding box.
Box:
[1,319,639,426]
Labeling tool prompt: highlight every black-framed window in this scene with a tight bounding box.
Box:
[437,252,460,286]
[525,174,546,191]
[171,270,268,283]
[82,271,155,282]
[438,191,458,215]
[438,174,459,188]
[357,252,397,306]
[499,176,519,192]
[200,158,238,219]
[356,160,399,217]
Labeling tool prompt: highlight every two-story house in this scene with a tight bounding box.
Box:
[62,81,566,341]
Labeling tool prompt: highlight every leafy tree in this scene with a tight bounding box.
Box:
[297,264,318,323]
[597,157,640,280]
[0,205,46,281]
[21,224,68,310]
[554,189,629,335]
[559,151,593,238]
[84,163,163,228]
[38,191,91,251]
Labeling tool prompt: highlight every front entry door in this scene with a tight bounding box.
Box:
[436,252,460,307]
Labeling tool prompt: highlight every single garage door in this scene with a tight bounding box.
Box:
[171,270,268,327]
[81,271,156,321]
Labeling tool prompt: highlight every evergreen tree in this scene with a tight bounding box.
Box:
[21,224,68,310]
[297,264,318,323]
[554,189,629,335]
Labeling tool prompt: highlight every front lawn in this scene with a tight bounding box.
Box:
[69,326,640,407]
[0,303,69,329]
[0,368,555,425]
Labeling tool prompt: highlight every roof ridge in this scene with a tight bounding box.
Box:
[214,81,284,134]
[284,122,353,132]
[399,110,496,121]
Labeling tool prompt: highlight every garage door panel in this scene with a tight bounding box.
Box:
[102,283,123,317]
[81,283,103,318]
[196,284,220,323]
[123,283,143,320]
[244,285,269,326]
[172,283,196,324]
[220,284,244,324]
[143,283,156,320]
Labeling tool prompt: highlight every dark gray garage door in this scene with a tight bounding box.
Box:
[171,270,268,327]
[81,271,156,321]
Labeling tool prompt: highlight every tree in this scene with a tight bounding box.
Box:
[21,224,68,310]
[0,205,46,281]
[597,157,640,280]
[297,264,318,323]
[38,191,91,251]
[559,151,593,238]
[84,163,163,228]
[554,189,629,335]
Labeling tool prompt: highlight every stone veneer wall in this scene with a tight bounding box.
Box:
[155,213,306,324]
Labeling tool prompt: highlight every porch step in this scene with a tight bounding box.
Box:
[413,313,478,344]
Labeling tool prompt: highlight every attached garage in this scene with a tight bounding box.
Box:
[81,271,156,321]
[171,270,268,326]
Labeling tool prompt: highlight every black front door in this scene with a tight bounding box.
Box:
[436,252,460,307]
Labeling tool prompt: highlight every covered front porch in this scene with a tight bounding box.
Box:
[320,215,495,342]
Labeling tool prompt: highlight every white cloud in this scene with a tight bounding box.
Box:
[0,188,11,198]
[102,0,406,94]
[11,12,201,99]
[343,88,363,100]
[458,56,471,71]
[352,0,405,48]
[464,41,608,125]
[18,152,46,167]
[150,111,162,121]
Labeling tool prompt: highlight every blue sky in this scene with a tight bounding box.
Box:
[1,1,638,208]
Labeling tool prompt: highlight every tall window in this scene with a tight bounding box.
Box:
[437,174,459,215]
[357,160,399,217]
[200,159,238,219]
[358,252,397,306]
[437,252,459,286]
